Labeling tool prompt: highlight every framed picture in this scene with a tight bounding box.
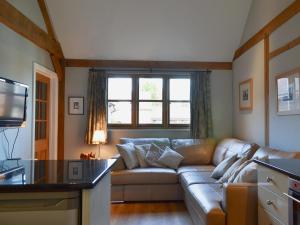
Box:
[68,97,84,115]
[276,68,300,115]
[239,79,253,110]
[68,161,83,180]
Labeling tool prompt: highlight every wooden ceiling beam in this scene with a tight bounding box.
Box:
[233,0,300,60]
[64,59,232,70]
[37,0,57,40]
[0,0,63,58]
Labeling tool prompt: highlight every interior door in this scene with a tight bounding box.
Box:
[35,73,50,160]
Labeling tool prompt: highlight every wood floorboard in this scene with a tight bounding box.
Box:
[110,202,193,225]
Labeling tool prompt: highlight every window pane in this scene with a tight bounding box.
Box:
[139,78,163,100]
[139,102,162,124]
[108,78,132,100]
[170,78,190,100]
[170,102,190,124]
[108,102,131,124]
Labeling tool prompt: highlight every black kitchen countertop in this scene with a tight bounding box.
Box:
[254,158,300,181]
[0,159,116,192]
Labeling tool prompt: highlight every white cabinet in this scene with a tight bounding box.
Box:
[257,165,289,225]
[81,172,111,225]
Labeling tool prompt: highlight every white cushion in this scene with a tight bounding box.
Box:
[211,154,238,179]
[233,162,258,183]
[217,156,248,183]
[145,144,165,167]
[116,143,139,169]
[135,144,151,168]
[158,147,184,169]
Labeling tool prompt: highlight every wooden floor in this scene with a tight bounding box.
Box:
[110,202,193,225]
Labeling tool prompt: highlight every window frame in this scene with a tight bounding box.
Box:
[107,73,191,129]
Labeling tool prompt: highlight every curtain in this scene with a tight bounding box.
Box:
[190,71,213,139]
[85,69,108,144]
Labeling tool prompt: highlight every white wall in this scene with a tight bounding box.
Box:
[46,0,251,61]
[269,13,300,151]
[0,1,53,160]
[64,68,233,159]
[233,41,265,146]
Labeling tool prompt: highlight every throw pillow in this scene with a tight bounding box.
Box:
[135,144,151,168]
[227,159,252,183]
[233,162,258,183]
[211,154,238,179]
[145,143,165,167]
[217,156,248,183]
[116,143,139,169]
[232,155,269,183]
[157,147,184,169]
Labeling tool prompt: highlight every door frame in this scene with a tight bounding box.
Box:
[32,63,58,160]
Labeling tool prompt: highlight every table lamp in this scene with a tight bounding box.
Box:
[92,130,106,159]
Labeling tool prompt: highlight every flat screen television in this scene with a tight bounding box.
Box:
[0,77,28,127]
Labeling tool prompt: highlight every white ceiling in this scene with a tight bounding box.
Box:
[46,0,252,61]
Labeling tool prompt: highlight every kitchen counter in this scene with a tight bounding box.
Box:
[0,159,116,192]
[0,159,116,225]
[254,158,300,181]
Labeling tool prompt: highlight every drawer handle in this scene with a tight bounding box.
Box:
[266,200,273,206]
[266,177,272,183]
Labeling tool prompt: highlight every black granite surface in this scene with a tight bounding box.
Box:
[254,158,300,181]
[0,159,116,192]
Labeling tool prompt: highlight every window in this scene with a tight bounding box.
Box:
[107,74,191,128]
[169,78,190,125]
[108,77,132,124]
[138,78,163,125]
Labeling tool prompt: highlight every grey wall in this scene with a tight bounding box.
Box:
[268,13,300,151]
[240,0,293,45]
[0,1,53,160]
[64,68,233,159]
[234,0,300,151]
[233,41,265,146]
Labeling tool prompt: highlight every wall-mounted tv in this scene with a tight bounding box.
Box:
[0,77,28,127]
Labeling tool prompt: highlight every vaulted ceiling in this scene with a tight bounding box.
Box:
[46,0,252,61]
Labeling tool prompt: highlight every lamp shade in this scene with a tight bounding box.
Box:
[92,130,106,143]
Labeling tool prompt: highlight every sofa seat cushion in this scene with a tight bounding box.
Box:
[111,168,178,185]
[186,183,225,225]
[180,172,216,189]
[177,165,216,174]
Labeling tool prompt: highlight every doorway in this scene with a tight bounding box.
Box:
[35,73,50,160]
[33,63,58,160]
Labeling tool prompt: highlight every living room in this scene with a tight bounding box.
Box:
[0,0,300,225]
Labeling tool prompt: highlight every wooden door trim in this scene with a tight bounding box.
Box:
[33,63,59,160]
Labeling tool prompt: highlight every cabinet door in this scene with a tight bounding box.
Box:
[82,173,111,225]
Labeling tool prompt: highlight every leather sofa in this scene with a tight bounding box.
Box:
[111,138,300,225]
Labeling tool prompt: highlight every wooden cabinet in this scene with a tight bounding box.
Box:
[257,165,289,225]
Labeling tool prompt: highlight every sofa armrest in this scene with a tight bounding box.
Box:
[111,154,126,171]
[223,183,257,225]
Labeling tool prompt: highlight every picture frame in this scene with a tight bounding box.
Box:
[276,68,300,115]
[68,160,83,180]
[68,96,84,115]
[239,79,253,110]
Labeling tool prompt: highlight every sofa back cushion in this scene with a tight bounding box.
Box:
[120,138,170,148]
[252,147,300,159]
[171,138,216,165]
[212,138,259,166]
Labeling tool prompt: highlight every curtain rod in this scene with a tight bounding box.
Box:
[90,68,211,74]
